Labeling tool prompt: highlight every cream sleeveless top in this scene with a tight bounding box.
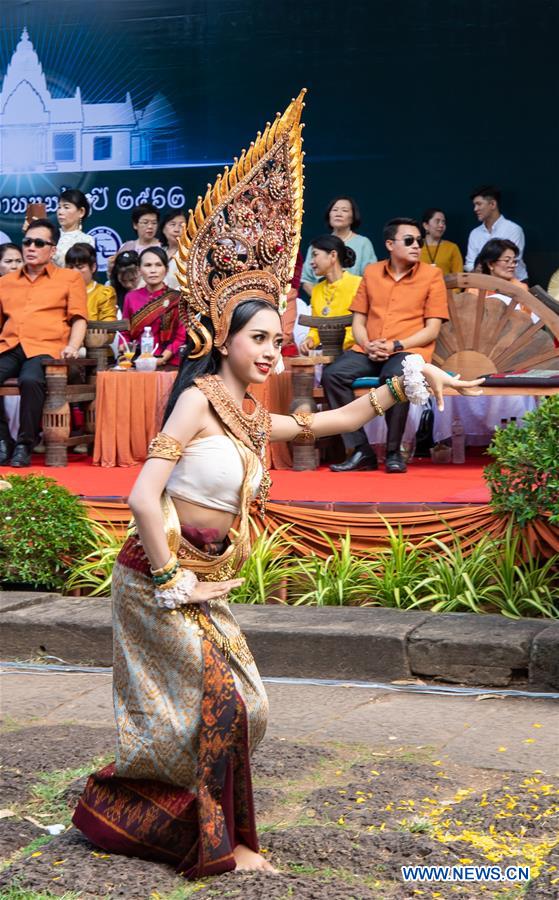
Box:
[165,434,263,514]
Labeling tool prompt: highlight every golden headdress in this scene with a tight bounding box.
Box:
[176,90,306,353]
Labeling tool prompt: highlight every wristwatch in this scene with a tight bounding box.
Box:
[393,340,404,352]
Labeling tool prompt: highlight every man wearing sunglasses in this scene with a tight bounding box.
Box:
[322,217,448,473]
[0,219,87,467]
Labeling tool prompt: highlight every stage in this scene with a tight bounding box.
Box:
[0,449,490,506]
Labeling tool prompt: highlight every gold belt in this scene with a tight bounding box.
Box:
[179,605,254,668]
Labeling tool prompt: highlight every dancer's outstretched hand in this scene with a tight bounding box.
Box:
[422,363,485,411]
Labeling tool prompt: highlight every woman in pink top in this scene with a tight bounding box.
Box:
[120,247,186,366]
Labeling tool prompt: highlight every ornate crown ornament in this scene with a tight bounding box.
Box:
[176,89,306,353]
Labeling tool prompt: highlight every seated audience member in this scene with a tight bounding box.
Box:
[299,236,360,355]
[281,250,303,357]
[54,189,96,267]
[120,247,185,367]
[0,219,87,467]
[110,250,141,312]
[322,218,448,474]
[472,238,534,319]
[158,210,186,290]
[119,203,161,254]
[0,243,23,276]
[420,208,463,275]
[301,196,377,296]
[547,267,559,301]
[65,243,117,321]
[465,185,527,281]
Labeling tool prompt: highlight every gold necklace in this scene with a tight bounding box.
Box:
[321,273,344,315]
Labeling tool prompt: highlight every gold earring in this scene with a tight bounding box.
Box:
[188,321,213,358]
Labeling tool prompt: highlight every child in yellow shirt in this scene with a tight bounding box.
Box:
[65,243,117,321]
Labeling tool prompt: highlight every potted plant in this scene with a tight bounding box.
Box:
[484,396,559,556]
[0,474,95,591]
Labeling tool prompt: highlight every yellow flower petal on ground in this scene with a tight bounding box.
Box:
[532,723,543,728]
[356,797,366,803]
[459,858,473,864]
[30,852,42,858]
[523,738,536,744]
[432,760,442,766]
[338,815,345,824]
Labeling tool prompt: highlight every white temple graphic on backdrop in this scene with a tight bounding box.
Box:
[0,28,181,174]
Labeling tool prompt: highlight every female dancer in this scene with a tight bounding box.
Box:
[73,92,483,879]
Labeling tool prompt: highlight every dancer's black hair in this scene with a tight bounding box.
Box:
[164,298,279,421]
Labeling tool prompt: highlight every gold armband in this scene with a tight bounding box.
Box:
[291,411,315,443]
[146,432,183,461]
[368,388,385,417]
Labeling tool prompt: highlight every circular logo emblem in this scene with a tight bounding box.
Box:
[87,226,122,273]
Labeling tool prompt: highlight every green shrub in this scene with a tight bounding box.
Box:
[229,521,296,604]
[485,395,559,525]
[290,531,373,606]
[65,519,124,596]
[0,474,95,590]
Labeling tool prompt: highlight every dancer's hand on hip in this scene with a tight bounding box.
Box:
[189,578,244,603]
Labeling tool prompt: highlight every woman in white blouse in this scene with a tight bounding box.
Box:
[54,189,96,267]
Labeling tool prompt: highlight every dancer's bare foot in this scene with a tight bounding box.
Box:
[233,843,278,873]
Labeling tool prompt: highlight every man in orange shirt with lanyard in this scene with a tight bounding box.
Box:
[0,219,88,467]
[322,217,449,473]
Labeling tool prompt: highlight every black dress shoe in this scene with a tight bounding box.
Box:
[330,448,378,472]
[0,439,14,465]
[385,450,407,473]
[10,444,32,467]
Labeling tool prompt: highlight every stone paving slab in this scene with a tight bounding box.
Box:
[529,622,559,689]
[2,671,558,775]
[0,590,61,614]
[1,593,558,688]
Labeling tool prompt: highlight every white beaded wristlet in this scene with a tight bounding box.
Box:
[155,569,198,609]
[401,354,430,405]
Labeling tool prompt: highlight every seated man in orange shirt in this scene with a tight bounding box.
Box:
[0,219,88,467]
[322,217,449,473]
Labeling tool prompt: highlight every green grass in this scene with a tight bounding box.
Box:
[21,755,111,825]
[0,886,82,900]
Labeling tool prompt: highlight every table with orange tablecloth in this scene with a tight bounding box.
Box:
[93,369,293,468]
[93,370,177,467]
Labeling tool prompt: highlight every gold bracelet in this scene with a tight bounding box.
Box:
[157,568,184,592]
[291,411,315,443]
[392,376,407,403]
[150,553,178,576]
[368,388,385,417]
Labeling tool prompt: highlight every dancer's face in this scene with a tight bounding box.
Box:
[223,306,283,384]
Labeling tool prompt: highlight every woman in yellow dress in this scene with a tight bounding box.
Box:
[420,208,463,275]
[299,235,360,355]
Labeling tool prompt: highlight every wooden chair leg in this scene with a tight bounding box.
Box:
[290,367,318,471]
[43,366,71,466]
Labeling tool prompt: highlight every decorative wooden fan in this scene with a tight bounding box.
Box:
[433,273,559,379]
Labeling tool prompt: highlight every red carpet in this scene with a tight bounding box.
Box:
[0,450,490,504]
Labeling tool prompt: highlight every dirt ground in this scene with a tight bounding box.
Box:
[1,724,557,899]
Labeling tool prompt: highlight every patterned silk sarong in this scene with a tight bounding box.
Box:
[72,535,268,878]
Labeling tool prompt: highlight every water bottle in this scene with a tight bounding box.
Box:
[451,417,465,464]
[141,326,154,356]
